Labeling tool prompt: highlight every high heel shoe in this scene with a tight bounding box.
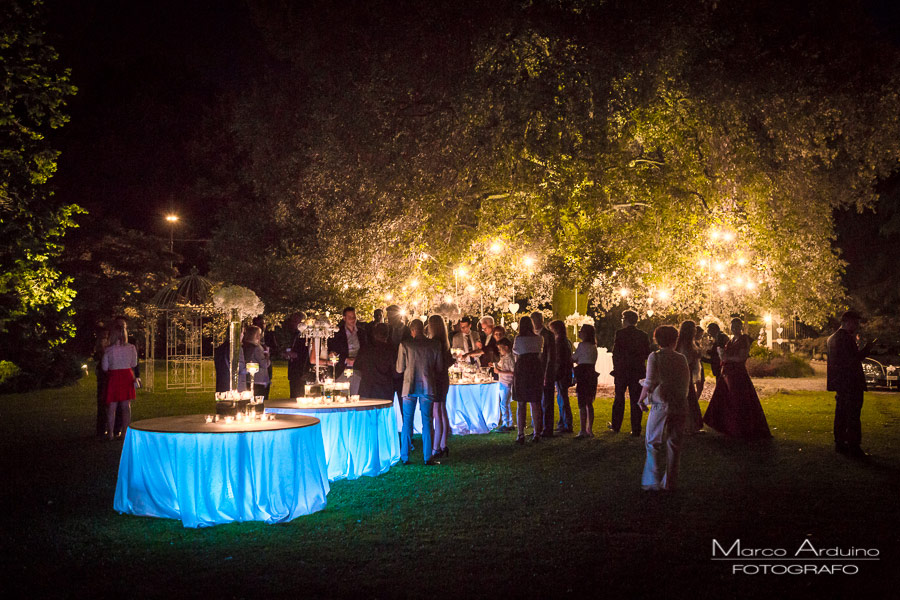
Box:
[432,448,444,458]
[515,435,525,445]
[441,446,449,457]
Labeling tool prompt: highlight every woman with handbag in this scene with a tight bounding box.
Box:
[101,322,138,441]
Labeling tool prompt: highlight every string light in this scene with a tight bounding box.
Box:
[523,256,535,268]
[410,279,419,288]
[657,289,670,301]
[385,293,393,301]
[723,231,735,242]
[718,284,728,292]
[619,288,629,297]
[465,284,476,293]
[714,261,725,272]
[444,294,454,303]
[489,241,503,254]
[699,258,708,268]
[709,229,720,241]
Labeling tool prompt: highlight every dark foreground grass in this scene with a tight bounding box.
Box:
[1,365,898,599]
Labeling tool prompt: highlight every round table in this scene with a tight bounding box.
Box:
[265,398,400,482]
[113,414,329,528]
[394,382,501,435]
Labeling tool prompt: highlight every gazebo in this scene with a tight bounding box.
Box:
[148,269,222,392]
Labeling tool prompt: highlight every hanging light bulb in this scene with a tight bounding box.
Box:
[657,289,670,301]
[714,261,725,272]
[718,284,728,292]
[410,278,419,288]
[489,240,503,254]
[723,231,735,242]
[385,292,393,301]
[619,288,629,297]
[444,294,454,304]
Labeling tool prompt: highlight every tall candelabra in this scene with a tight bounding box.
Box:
[297,317,339,384]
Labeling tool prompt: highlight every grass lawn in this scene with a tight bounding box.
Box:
[1,363,898,599]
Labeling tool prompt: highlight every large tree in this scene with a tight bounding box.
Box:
[0,0,80,384]
[206,0,900,324]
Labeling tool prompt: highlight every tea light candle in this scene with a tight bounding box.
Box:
[214,414,220,422]
[268,414,276,421]
[350,394,360,401]
[324,377,334,384]
[304,384,312,395]
[205,415,213,423]
[225,416,234,423]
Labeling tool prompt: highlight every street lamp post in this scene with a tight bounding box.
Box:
[165,214,179,253]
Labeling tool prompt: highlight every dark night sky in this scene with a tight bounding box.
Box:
[47,0,262,243]
[44,0,900,249]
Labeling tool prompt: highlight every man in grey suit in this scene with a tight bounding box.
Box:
[396,318,444,465]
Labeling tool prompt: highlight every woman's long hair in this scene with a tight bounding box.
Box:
[427,314,450,352]
[108,323,128,346]
[242,325,261,352]
[518,316,535,336]
[579,324,596,345]
[675,321,696,353]
[548,319,566,339]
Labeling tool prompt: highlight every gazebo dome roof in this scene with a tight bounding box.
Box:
[152,268,216,309]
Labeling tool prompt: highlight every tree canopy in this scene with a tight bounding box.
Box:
[0,0,80,383]
[203,0,900,324]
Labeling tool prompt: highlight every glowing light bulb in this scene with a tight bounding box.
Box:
[736,276,744,285]
[490,241,503,254]
[444,294,454,303]
[523,256,535,268]
[764,314,773,324]
[410,279,419,288]
[699,259,708,268]
[466,284,476,293]
[385,292,393,301]
[399,308,408,316]
[619,288,629,297]
[457,266,468,277]
[745,281,755,290]
[737,256,747,266]
[718,284,728,292]
[657,289,670,301]
[723,231,735,242]
[709,229,720,241]
[714,261,725,272]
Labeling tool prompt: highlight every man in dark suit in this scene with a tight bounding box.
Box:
[284,312,309,398]
[386,304,411,402]
[827,310,873,458]
[531,311,557,438]
[328,307,369,380]
[610,310,651,436]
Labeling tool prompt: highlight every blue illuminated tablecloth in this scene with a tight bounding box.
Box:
[113,414,329,528]
[394,382,501,435]
[265,398,400,481]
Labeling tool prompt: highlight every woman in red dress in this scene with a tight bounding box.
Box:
[703,318,771,441]
[101,322,138,440]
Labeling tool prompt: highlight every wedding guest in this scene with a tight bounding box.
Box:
[826,310,873,458]
[474,316,500,367]
[93,326,110,439]
[329,306,368,392]
[703,318,771,441]
[451,316,481,364]
[285,312,309,398]
[112,315,139,435]
[428,314,454,458]
[693,325,706,397]
[214,336,231,393]
[492,325,507,344]
[704,322,729,379]
[241,325,270,398]
[356,323,396,400]
[549,319,574,434]
[492,338,516,432]
[513,316,544,444]
[638,325,690,491]
[675,320,705,433]
[386,304,411,402]
[396,319,444,465]
[252,316,277,400]
[101,322,137,441]
[611,310,650,436]
[531,311,557,438]
[573,324,599,438]
[366,308,384,340]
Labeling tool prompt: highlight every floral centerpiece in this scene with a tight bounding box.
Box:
[565,311,595,335]
[212,285,265,320]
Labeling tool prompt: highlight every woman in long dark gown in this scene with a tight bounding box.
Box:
[703,318,771,441]
[513,316,544,444]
